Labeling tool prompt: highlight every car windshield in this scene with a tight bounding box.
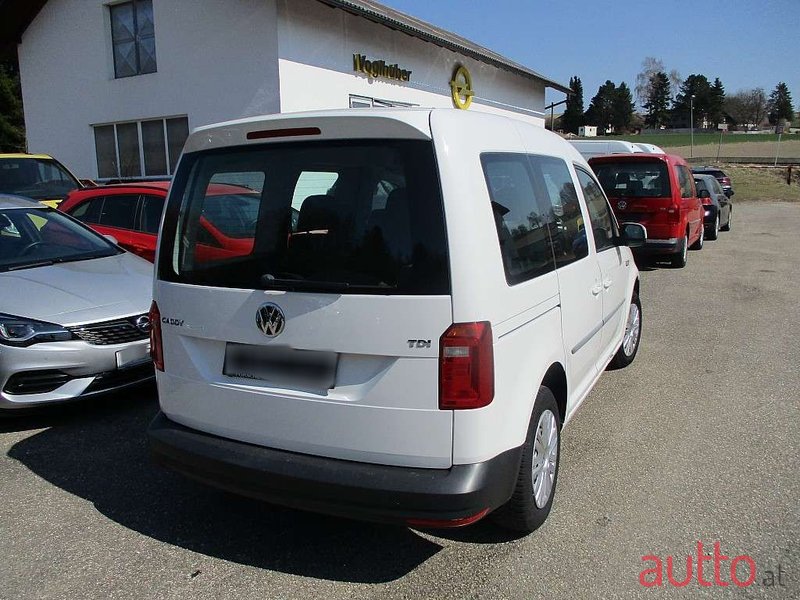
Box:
[0,207,120,272]
[593,161,672,198]
[160,139,450,294]
[0,158,82,200]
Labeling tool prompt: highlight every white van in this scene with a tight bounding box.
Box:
[147,109,645,532]
[568,139,644,160]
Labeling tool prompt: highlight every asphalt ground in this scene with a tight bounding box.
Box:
[1,202,798,599]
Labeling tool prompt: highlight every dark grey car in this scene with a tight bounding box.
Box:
[693,174,732,240]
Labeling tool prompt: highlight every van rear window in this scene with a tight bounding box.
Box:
[158,140,450,295]
[593,161,671,198]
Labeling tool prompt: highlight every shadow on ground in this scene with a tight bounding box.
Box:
[6,386,442,583]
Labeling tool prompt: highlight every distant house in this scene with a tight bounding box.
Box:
[578,125,597,137]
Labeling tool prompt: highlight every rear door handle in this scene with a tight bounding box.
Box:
[603,279,612,289]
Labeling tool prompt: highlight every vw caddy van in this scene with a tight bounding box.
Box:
[147,109,645,532]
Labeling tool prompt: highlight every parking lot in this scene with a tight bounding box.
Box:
[1,201,798,599]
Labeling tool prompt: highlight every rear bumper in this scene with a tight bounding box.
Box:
[148,412,522,525]
[703,206,719,226]
[637,237,680,255]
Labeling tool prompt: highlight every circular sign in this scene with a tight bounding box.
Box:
[450,65,474,110]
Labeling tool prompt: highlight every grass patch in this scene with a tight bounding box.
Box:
[602,132,789,148]
[724,165,800,202]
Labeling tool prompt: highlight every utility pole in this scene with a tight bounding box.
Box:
[690,94,695,159]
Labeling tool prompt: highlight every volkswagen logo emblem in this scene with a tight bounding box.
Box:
[134,315,152,333]
[256,303,285,337]
[617,200,628,210]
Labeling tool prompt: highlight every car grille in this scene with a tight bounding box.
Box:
[67,314,150,346]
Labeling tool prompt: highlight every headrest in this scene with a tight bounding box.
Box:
[296,195,339,232]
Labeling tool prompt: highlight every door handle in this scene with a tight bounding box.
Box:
[603,279,612,289]
[591,284,603,296]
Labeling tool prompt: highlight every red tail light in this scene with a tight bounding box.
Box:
[407,507,491,529]
[149,301,164,372]
[667,203,681,222]
[439,322,494,409]
[721,177,731,186]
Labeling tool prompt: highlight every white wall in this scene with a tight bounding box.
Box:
[276,0,545,125]
[19,0,281,178]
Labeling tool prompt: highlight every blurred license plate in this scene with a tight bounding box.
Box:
[116,343,150,369]
[223,343,337,389]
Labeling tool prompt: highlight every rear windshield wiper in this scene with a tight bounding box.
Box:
[259,274,350,292]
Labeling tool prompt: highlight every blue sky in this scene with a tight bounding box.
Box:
[378,0,799,110]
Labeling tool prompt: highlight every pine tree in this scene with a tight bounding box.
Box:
[673,74,712,125]
[584,80,617,134]
[767,82,794,125]
[611,82,635,133]
[561,76,585,134]
[707,78,726,127]
[643,72,671,129]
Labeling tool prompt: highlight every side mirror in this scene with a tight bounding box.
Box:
[698,189,711,199]
[618,222,646,248]
[725,190,734,198]
[103,234,119,245]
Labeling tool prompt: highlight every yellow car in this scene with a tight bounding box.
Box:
[0,153,85,208]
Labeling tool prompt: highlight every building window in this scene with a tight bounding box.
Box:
[111,0,157,78]
[93,116,188,179]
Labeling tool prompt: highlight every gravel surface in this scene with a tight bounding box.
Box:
[2,202,798,599]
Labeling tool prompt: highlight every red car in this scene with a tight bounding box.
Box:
[589,153,704,268]
[58,181,258,262]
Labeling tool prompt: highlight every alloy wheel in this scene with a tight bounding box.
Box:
[532,409,558,508]
[622,302,641,357]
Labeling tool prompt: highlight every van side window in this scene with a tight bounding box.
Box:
[677,166,694,198]
[576,168,617,252]
[530,156,588,267]
[480,154,555,285]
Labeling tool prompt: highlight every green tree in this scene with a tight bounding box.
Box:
[561,75,585,134]
[642,72,671,129]
[767,82,794,125]
[707,78,726,127]
[584,80,617,134]
[672,74,712,125]
[0,56,25,152]
[611,82,635,133]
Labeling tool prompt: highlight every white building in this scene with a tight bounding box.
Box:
[9,0,569,179]
[578,126,597,137]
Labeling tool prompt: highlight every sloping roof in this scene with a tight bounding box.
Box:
[318,0,570,93]
[0,0,48,57]
[1,0,570,93]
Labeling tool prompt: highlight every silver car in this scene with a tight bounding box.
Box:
[0,195,153,410]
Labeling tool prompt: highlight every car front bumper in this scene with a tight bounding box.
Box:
[148,412,523,526]
[0,338,153,409]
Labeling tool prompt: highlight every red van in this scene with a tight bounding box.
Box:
[58,181,258,263]
[588,153,704,267]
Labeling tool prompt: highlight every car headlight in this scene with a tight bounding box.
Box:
[0,313,73,347]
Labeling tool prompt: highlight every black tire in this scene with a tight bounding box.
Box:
[707,214,719,241]
[671,234,688,268]
[690,225,704,250]
[492,387,561,533]
[608,292,642,370]
[721,208,732,231]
